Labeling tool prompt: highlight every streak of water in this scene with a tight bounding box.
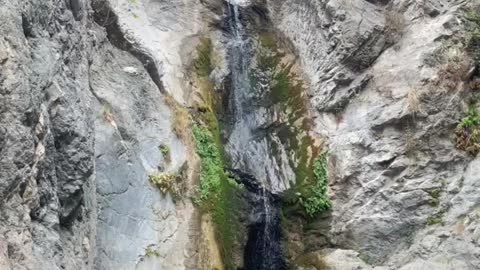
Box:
[224,2,285,269]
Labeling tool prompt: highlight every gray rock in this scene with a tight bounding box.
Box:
[268,0,480,268]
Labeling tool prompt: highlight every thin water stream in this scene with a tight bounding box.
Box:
[223,1,285,269]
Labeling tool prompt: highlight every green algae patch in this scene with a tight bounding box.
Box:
[253,31,330,217]
[191,37,243,270]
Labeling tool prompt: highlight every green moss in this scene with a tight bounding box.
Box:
[426,208,447,226]
[159,144,170,159]
[254,31,330,217]
[194,38,214,77]
[144,246,160,257]
[426,215,443,226]
[192,121,239,270]
[258,32,278,51]
[191,39,240,269]
[426,188,442,207]
[465,7,480,55]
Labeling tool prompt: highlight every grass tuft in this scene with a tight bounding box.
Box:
[148,173,181,198]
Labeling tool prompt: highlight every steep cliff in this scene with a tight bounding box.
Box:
[0,0,209,269]
[1,0,479,269]
[267,0,480,268]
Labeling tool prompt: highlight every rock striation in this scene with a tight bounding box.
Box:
[1,0,480,269]
[267,0,480,268]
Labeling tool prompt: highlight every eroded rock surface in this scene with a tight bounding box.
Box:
[267,0,480,268]
[0,0,203,269]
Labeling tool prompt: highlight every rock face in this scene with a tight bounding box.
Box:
[0,0,96,269]
[267,0,480,268]
[0,0,204,269]
[1,0,480,269]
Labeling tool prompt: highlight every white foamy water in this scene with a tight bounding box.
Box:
[227,0,251,7]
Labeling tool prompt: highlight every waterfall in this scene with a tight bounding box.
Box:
[224,2,285,269]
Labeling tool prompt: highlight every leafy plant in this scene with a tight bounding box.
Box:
[192,124,223,200]
[300,152,331,217]
[192,122,240,270]
[458,105,480,129]
[456,105,480,155]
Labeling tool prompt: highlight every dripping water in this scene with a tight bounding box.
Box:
[223,1,285,269]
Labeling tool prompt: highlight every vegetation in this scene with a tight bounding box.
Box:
[407,87,420,115]
[148,173,180,197]
[164,94,190,140]
[384,10,406,45]
[191,37,240,270]
[255,32,330,217]
[144,246,160,257]
[437,46,471,90]
[426,188,442,207]
[255,33,305,106]
[299,152,331,216]
[159,143,170,161]
[194,38,214,77]
[101,104,114,123]
[426,213,444,226]
[456,104,480,155]
[192,124,223,200]
[465,7,480,59]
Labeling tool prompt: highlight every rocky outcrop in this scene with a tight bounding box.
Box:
[0,0,96,269]
[0,0,206,269]
[267,0,480,268]
[2,0,479,269]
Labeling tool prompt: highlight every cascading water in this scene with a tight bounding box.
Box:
[223,1,285,269]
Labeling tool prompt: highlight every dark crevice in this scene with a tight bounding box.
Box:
[21,13,35,38]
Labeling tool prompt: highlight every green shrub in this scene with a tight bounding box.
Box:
[192,124,223,200]
[300,152,331,217]
[458,105,480,129]
[192,121,240,270]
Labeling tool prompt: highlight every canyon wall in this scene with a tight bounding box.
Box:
[1,0,479,269]
[267,0,480,268]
